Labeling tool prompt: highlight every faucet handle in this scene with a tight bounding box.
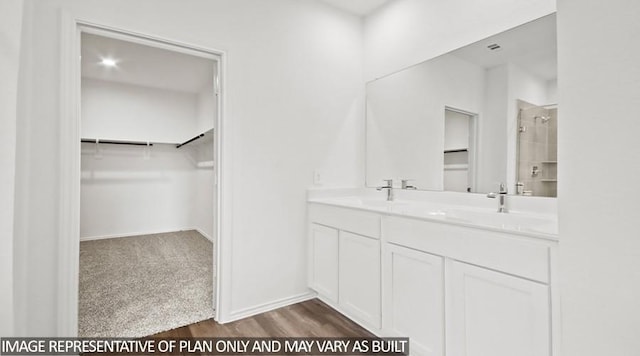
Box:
[487,192,497,198]
[401,179,417,190]
[383,179,393,186]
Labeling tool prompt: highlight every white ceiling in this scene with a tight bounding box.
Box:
[452,14,557,80]
[321,0,392,16]
[81,33,215,93]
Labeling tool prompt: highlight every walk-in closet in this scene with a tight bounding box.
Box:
[78,31,219,337]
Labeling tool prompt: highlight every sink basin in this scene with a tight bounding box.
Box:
[330,197,410,209]
[442,208,557,235]
[359,199,411,208]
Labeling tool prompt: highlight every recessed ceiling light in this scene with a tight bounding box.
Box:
[100,58,117,67]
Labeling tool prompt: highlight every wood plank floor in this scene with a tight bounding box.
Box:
[153,299,373,338]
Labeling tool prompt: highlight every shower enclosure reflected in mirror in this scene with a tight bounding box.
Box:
[365,13,557,195]
[516,101,557,197]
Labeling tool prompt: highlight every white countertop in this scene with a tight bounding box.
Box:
[308,195,558,241]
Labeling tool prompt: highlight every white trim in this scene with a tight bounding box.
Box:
[57,9,81,337]
[215,43,232,325]
[79,228,211,242]
[59,14,231,335]
[78,22,219,60]
[225,292,317,324]
[194,228,214,243]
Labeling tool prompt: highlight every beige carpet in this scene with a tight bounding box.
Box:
[79,230,214,337]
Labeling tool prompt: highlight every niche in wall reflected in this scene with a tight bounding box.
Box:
[516,99,557,197]
[443,108,477,193]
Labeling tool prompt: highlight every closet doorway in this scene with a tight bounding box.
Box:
[77,28,221,337]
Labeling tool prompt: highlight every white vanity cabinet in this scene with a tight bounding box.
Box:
[307,202,557,356]
[383,216,555,356]
[339,231,381,329]
[383,243,444,356]
[445,260,550,356]
[307,204,382,331]
[308,223,339,303]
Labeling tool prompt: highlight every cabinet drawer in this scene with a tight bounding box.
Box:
[309,203,381,239]
[383,216,550,283]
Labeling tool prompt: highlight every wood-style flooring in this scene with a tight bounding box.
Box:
[153,299,373,338]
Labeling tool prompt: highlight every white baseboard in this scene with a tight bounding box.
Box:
[194,228,214,243]
[223,292,316,324]
[80,228,204,241]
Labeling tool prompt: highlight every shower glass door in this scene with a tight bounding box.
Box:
[516,100,558,197]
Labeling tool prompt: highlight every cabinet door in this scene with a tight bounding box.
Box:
[309,223,339,303]
[383,243,444,356]
[339,231,381,329]
[446,260,550,356]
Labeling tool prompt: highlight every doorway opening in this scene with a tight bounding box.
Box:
[76,26,221,337]
[443,107,478,193]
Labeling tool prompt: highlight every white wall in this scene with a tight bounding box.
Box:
[444,110,470,151]
[558,0,640,354]
[478,65,508,193]
[80,78,216,240]
[195,65,217,133]
[192,168,215,239]
[364,0,557,80]
[0,0,24,337]
[546,78,558,104]
[196,86,216,133]
[15,0,363,334]
[82,78,199,143]
[80,144,197,239]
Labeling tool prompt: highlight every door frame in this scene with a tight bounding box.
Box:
[58,11,233,335]
[444,106,479,193]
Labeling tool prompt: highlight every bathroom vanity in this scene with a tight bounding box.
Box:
[307,192,558,356]
[310,13,560,355]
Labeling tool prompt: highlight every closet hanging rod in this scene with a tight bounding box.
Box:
[81,139,152,146]
[176,133,205,148]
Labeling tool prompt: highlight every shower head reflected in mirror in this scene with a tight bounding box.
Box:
[534,115,551,123]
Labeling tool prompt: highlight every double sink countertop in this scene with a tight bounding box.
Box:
[308,195,558,241]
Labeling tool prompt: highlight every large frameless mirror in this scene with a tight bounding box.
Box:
[366,13,557,197]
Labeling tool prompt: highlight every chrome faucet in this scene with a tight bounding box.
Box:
[401,179,417,190]
[487,182,508,213]
[376,179,394,201]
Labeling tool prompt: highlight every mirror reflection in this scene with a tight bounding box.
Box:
[366,13,557,197]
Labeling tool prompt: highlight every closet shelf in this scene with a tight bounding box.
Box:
[197,161,214,168]
[82,128,214,150]
[81,138,158,146]
[444,148,468,153]
[176,128,214,149]
[444,164,469,170]
[541,179,557,182]
[541,161,557,164]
